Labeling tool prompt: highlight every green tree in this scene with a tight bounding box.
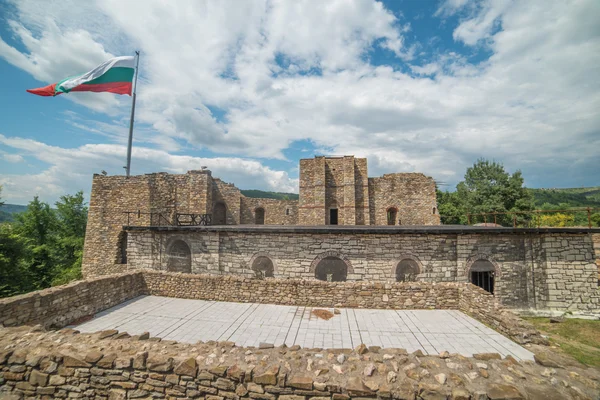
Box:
[436,189,466,225]
[437,159,534,226]
[15,196,58,289]
[592,213,600,227]
[0,223,31,297]
[52,191,87,285]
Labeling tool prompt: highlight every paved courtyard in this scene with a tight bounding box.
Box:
[74,295,534,361]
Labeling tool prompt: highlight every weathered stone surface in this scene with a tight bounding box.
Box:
[346,377,374,397]
[97,353,117,368]
[487,384,524,400]
[355,344,368,355]
[451,388,470,400]
[84,350,104,363]
[288,376,313,390]
[534,353,562,368]
[418,383,448,400]
[29,369,49,386]
[147,356,174,372]
[98,330,119,339]
[62,354,91,368]
[474,353,502,361]
[254,365,280,385]
[174,357,197,376]
[133,352,148,369]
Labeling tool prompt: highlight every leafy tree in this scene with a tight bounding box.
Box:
[15,197,58,289]
[437,159,534,226]
[52,192,87,285]
[436,189,466,225]
[592,213,600,227]
[0,223,31,297]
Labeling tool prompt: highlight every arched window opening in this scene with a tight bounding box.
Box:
[433,207,436,215]
[396,259,419,282]
[213,202,227,225]
[470,259,495,294]
[252,256,274,278]
[315,256,347,282]
[167,240,191,273]
[286,208,290,216]
[387,207,398,225]
[255,207,265,224]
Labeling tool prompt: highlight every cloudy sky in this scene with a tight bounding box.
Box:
[0,0,599,205]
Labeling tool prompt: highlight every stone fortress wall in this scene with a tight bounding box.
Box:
[82,156,439,277]
[121,227,600,313]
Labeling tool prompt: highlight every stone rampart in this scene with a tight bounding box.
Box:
[0,270,546,346]
[122,227,600,313]
[1,324,598,400]
[0,272,145,329]
[142,271,459,310]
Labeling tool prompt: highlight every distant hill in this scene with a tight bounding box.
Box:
[241,190,299,200]
[528,187,600,209]
[0,204,27,222]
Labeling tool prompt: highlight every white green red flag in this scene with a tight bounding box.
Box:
[26,56,136,97]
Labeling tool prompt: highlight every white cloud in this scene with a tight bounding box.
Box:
[1,153,24,163]
[0,0,599,201]
[0,134,298,204]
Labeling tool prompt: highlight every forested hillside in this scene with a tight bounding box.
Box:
[241,190,299,200]
[528,187,600,208]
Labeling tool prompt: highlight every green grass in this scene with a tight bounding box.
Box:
[525,317,600,367]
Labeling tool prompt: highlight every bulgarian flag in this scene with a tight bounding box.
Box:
[26,56,136,97]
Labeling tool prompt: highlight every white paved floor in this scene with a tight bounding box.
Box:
[74,296,534,361]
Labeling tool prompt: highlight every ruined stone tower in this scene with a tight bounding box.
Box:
[299,156,440,226]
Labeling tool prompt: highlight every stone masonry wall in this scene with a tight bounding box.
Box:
[82,171,214,277]
[142,271,459,310]
[368,173,440,226]
[3,321,594,400]
[240,198,299,225]
[0,269,545,346]
[124,229,600,312]
[0,273,145,329]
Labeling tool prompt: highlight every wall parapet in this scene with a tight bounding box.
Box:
[1,324,597,400]
[0,271,546,346]
[0,272,145,329]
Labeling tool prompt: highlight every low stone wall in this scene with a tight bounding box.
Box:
[0,272,145,329]
[0,270,547,346]
[142,271,460,309]
[1,326,598,400]
[458,285,546,345]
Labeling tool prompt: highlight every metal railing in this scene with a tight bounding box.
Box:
[123,210,212,227]
[466,207,599,228]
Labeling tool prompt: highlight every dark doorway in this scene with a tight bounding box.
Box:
[315,256,347,281]
[255,208,265,224]
[167,240,192,273]
[252,256,274,278]
[387,208,398,225]
[213,202,227,225]
[329,208,338,225]
[470,260,495,294]
[396,259,419,282]
[118,231,128,264]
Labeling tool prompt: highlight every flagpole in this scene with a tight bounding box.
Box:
[125,51,140,177]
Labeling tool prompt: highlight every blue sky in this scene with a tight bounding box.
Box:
[0,0,599,205]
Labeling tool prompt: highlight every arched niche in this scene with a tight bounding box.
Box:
[166,239,191,273]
